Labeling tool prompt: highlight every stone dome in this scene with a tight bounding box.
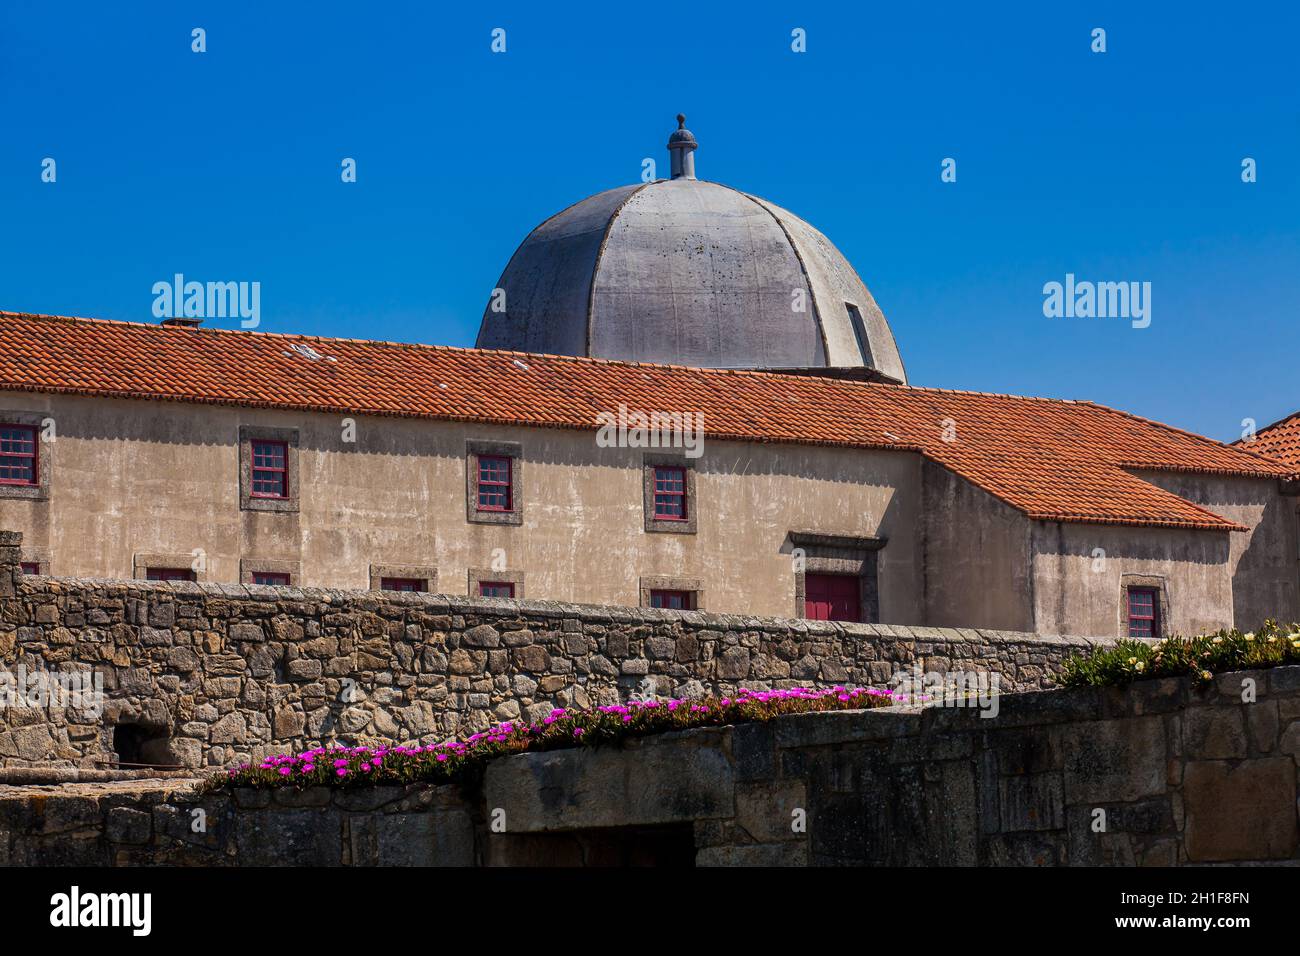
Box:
[475,118,906,383]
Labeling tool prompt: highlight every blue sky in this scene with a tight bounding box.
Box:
[2,1,1296,441]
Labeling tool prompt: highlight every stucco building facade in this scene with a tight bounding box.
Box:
[0,311,1294,639]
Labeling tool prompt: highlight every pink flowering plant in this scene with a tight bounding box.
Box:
[213,685,899,790]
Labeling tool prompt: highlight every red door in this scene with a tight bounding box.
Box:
[804,573,861,623]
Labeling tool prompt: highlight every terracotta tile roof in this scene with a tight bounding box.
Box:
[1234,412,1300,472]
[0,310,1285,532]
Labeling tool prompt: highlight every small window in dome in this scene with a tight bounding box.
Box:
[846,303,874,366]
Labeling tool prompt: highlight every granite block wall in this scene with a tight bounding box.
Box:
[0,530,1111,770]
[3,666,1297,866]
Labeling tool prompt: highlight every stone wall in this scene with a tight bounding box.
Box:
[0,530,1113,771]
[0,776,476,866]
[3,665,1297,866]
[485,666,1300,865]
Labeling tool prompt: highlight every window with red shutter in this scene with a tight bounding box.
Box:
[146,568,196,582]
[251,440,288,498]
[477,456,513,511]
[649,589,693,610]
[380,577,426,592]
[0,425,38,486]
[652,466,687,520]
[1127,587,1160,638]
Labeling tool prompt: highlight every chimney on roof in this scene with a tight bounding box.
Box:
[160,316,203,328]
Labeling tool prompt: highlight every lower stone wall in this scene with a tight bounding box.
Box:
[4,666,1297,866]
[0,529,1111,771]
[0,777,476,866]
[486,665,1300,865]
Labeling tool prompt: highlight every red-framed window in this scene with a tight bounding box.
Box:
[380,577,426,592]
[252,571,290,586]
[146,567,196,582]
[477,455,513,511]
[20,562,40,575]
[0,424,38,486]
[650,589,693,610]
[653,466,687,520]
[1127,587,1160,638]
[251,439,288,498]
[478,581,515,599]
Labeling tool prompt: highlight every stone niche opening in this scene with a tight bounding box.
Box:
[111,722,173,768]
[490,823,697,867]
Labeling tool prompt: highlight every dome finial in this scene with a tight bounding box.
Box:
[667,113,697,180]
